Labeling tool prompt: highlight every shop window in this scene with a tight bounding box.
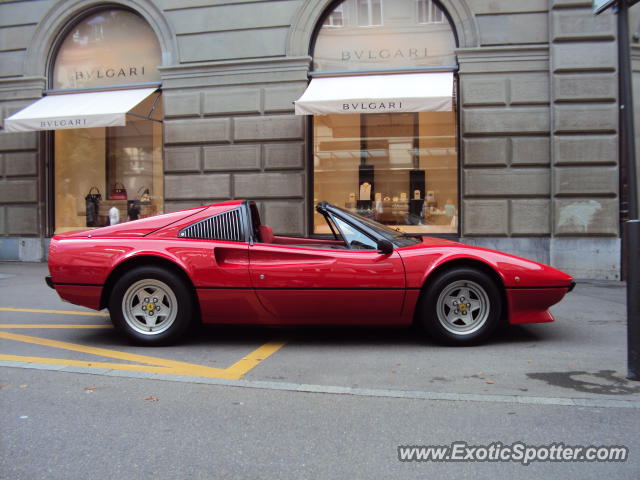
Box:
[323,4,345,27]
[314,0,456,73]
[53,10,161,90]
[357,0,382,27]
[417,0,446,24]
[311,0,458,235]
[313,111,458,234]
[51,9,163,233]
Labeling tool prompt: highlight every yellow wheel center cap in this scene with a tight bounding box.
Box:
[146,304,155,311]
[459,304,467,312]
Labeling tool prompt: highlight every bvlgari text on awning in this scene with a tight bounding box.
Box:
[342,101,404,111]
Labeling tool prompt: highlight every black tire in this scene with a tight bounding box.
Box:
[418,267,502,346]
[108,266,193,346]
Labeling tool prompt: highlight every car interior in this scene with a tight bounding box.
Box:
[247,201,350,249]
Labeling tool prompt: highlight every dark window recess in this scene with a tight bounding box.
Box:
[179,209,244,241]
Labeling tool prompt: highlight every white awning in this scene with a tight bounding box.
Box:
[294,72,453,115]
[3,88,158,132]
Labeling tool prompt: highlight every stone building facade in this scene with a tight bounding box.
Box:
[0,0,638,280]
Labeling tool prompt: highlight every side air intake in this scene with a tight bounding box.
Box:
[179,209,244,241]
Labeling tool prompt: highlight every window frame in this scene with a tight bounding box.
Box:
[417,0,446,25]
[309,107,461,239]
[356,0,383,27]
[331,214,378,250]
[323,3,345,27]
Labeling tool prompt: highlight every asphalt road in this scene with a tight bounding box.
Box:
[1,262,639,479]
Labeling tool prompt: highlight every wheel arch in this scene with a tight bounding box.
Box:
[100,255,199,321]
[416,257,508,324]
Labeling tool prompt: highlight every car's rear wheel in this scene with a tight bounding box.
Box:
[109,266,193,346]
[418,267,502,346]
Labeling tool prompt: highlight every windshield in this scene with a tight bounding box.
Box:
[331,205,421,247]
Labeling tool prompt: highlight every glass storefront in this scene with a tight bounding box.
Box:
[313,110,457,234]
[311,0,458,234]
[51,9,163,233]
[54,96,163,233]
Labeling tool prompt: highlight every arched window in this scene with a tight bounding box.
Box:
[307,0,458,235]
[51,9,163,233]
[52,9,161,90]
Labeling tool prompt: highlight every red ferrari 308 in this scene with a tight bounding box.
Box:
[47,200,574,346]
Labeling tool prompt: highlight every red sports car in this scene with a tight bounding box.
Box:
[47,200,574,346]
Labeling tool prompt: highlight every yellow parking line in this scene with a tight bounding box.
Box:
[0,330,285,380]
[0,324,112,329]
[0,331,231,374]
[0,354,206,375]
[225,340,288,377]
[0,307,109,317]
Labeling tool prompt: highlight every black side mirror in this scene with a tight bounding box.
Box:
[377,239,394,255]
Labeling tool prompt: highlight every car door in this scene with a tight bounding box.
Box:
[167,206,270,324]
[248,219,406,325]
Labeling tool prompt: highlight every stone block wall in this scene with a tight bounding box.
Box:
[160,56,310,236]
[550,1,618,234]
[0,78,44,244]
[548,1,620,278]
[457,0,553,247]
[458,43,552,240]
[0,1,51,259]
[457,0,622,278]
[155,1,309,235]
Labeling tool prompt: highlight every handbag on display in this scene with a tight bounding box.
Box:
[135,186,152,206]
[109,182,127,200]
[85,187,102,227]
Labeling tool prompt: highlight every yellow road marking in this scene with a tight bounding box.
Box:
[0,330,285,380]
[0,354,212,375]
[225,341,288,377]
[0,324,112,329]
[0,307,109,317]
[0,307,287,378]
[0,331,232,376]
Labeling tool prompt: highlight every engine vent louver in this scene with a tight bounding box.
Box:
[179,209,244,242]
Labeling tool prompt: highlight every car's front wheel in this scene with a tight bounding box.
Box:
[109,266,193,346]
[418,267,502,346]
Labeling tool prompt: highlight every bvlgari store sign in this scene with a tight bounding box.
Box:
[294,73,453,115]
[314,24,456,72]
[340,47,431,62]
[4,88,157,132]
[4,11,161,132]
[341,100,405,112]
[53,10,160,90]
[40,118,87,129]
[72,66,148,83]
[300,1,458,115]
